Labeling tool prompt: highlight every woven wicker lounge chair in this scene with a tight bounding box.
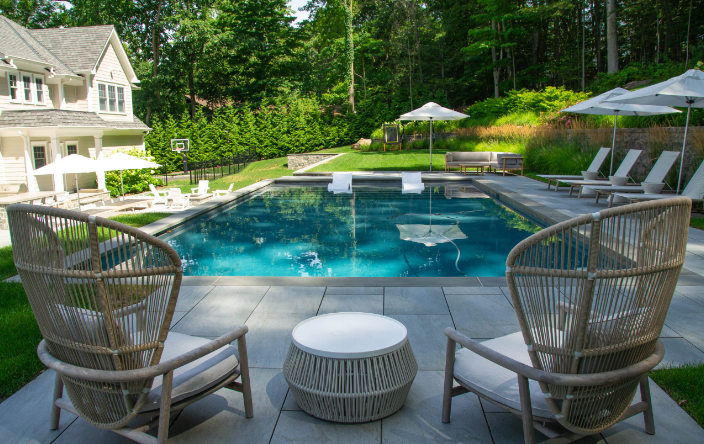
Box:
[442,197,690,444]
[7,205,253,444]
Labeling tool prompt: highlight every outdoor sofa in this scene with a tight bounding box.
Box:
[445,151,524,175]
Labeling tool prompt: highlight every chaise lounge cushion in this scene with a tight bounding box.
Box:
[452,331,553,418]
[143,332,240,411]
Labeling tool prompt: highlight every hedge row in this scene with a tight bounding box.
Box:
[146,97,362,172]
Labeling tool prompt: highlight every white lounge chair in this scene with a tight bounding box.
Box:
[582,151,680,206]
[560,149,642,197]
[149,184,169,206]
[169,188,190,210]
[613,160,704,204]
[328,172,352,194]
[402,172,425,194]
[538,147,611,191]
[80,203,97,211]
[213,183,234,197]
[191,180,209,195]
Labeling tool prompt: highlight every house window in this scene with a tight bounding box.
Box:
[117,87,125,112]
[66,143,78,156]
[8,74,18,100]
[97,82,125,113]
[108,85,116,111]
[33,145,47,169]
[22,75,32,101]
[35,77,44,102]
[99,84,107,111]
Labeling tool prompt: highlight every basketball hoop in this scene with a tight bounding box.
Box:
[171,139,190,173]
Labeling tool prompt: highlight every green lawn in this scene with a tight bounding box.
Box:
[651,364,704,427]
[308,148,449,172]
[691,217,704,231]
[108,212,172,228]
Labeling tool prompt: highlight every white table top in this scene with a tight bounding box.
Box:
[291,312,408,359]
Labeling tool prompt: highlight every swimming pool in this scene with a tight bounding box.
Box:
[159,184,541,277]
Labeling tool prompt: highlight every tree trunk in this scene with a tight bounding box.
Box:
[188,63,196,119]
[146,0,163,126]
[606,0,618,73]
[491,19,499,98]
[344,0,355,112]
[593,0,603,72]
[412,0,423,83]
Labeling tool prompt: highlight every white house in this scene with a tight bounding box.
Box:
[0,15,149,193]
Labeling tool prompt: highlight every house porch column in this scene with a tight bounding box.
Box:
[50,136,64,192]
[94,135,106,190]
[20,131,39,192]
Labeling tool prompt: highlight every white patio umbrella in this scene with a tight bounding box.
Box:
[32,154,99,208]
[604,69,704,192]
[562,88,681,175]
[97,152,161,199]
[397,224,467,247]
[399,102,469,171]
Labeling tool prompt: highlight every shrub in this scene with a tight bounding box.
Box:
[104,148,163,197]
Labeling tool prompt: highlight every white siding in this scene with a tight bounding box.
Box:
[0,70,54,111]
[0,137,29,185]
[92,43,133,121]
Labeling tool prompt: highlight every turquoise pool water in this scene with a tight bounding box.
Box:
[159,184,541,277]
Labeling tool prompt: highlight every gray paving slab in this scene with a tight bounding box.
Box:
[477,277,508,287]
[664,293,704,351]
[166,368,288,444]
[657,338,704,368]
[384,287,449,315]
[174,285,214,312]
[660,324,682,338]
[245,310,310,368]
[674,286,704,307]
[382,370,493,444]
[0,370,77,444]
[446,293,521,338]
[171,286,268,337]
[599,382,704,443]
[256,286,325,315]
[282,390,302,411]
[684,253,704,276]
[170,311,187,329]
[443,286,504,295]
[388,315,455,371]
[271,411,381,444]
[180,276,219,286]
[318,293,383,315]
[485,412,604,443]
[324,287,384,295]
[676,274,704,286]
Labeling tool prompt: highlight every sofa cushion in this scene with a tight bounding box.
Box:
[447,152,492,163]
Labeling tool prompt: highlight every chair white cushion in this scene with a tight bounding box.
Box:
[143,332,240,411]
[452,331,553,419]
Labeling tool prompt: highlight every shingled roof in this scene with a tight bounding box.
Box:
[0,110,150,130]
[0,15,76,76]
[29,25,114,73]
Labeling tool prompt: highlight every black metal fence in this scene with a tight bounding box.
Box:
[187,150,258,185]
[159,148,258,186]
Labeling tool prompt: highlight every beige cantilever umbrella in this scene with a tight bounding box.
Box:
[604,69,704,192]
[98,152,161,199]
[399,102,469,171]
[32,154,99,208]
[562,88,681,175]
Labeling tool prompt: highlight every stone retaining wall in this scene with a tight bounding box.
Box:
[287,153,338,170]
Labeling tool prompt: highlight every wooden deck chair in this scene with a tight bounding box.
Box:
[190,180,209,196]
[613,160,704,204]
[581,151,680,206]
[402,172,425,194]
[538,147,611,191]
[560,149,642,196]
[213,183,234,197]
[7,204,253,444]
[442,197,690,444]
[149,184,169,206]
[169,188,190,211]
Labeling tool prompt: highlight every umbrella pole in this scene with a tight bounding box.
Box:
[429,120,433,172]
[610,111,619,176]
[75,174,81,209]
[677,102,693,194]
[120,170,125,200]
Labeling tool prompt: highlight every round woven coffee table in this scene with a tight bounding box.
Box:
[283,312,418,423]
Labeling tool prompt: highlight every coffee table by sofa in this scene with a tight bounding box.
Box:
[459,163,485,175]
[283,312,417,423]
